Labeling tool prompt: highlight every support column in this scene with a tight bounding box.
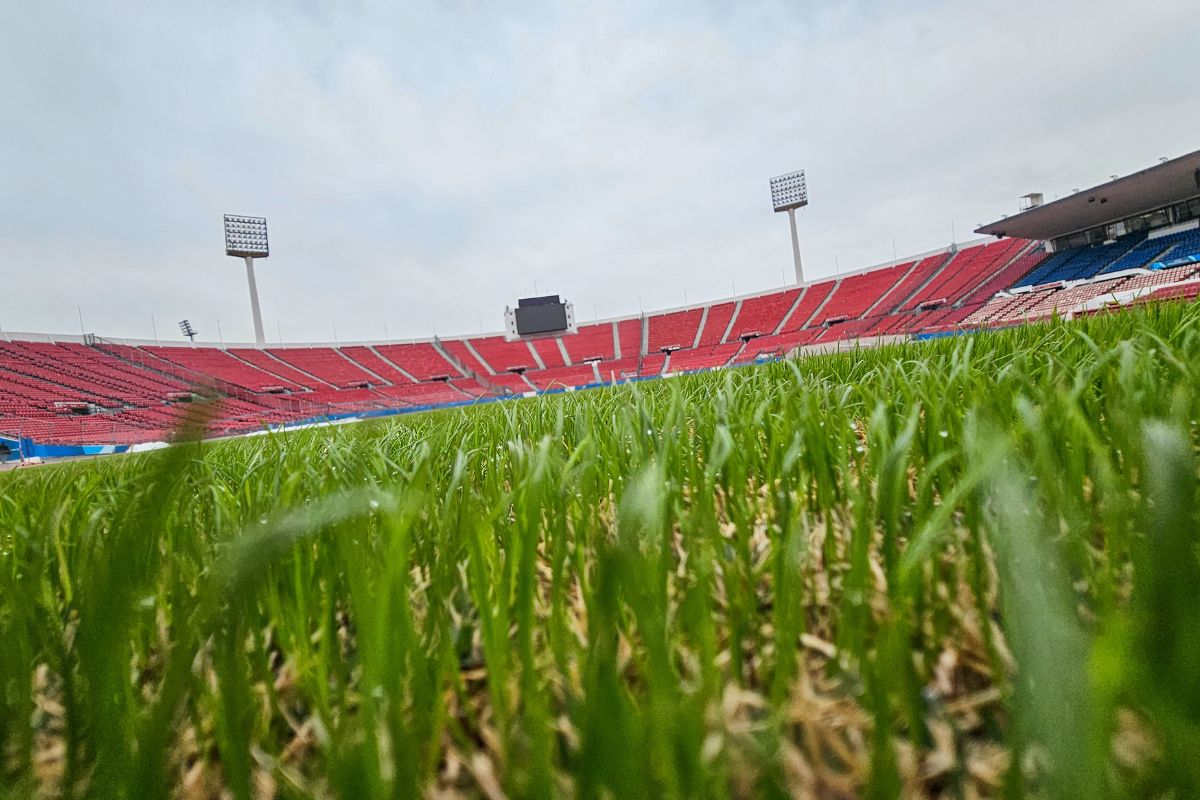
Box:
[787,207,804,284]
[244,256,266,345]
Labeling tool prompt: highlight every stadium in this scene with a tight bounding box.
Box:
[4,151,1200,459]
[4,3,1200,799]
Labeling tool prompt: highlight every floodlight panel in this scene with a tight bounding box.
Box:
[224,214,270,258]
[770,170,808,212]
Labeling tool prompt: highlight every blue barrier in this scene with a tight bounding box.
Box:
[0,435,22,462]
[1151,254,1200,270]
[913,328,979,341]
[0,435,131,462]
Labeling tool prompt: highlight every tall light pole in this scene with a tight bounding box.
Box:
[223,214,269,345]
[769,170,809,284]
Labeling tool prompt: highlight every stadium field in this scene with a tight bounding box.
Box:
[2,303,1199,799]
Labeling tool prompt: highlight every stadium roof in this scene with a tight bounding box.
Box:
[976,150,1200,240]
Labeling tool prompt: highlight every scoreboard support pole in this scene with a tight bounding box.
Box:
[244,256,266,346]
[787,207,804,284]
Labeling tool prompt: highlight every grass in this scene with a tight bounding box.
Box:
[2,303,1200,798]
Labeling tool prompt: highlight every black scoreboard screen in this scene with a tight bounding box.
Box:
[514,295,569,335]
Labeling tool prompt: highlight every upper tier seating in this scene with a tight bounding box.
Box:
[869,258,938,315]
[1153,228,1200,264]
[960,250,1048,305]
[143,346,301,392]
[818,263,911,323]
[374,343,462,381]
[0,342,185,407]
[726,289,800,340]
[779,281,836,332]
[646,309,703,352]
[465,336,539,373]
[440,340,494,376]
[230,348,325,389]
[1014,232,1147,287]
[617,319,642,359]
[267,348,377,388]
[900,240,1024,311]
[1101,236,1179,275]
[530,337,566,368]
[1013,226,1200,289]
[697,302,737,346]
[340,346,416,385]
[561,323,616,363]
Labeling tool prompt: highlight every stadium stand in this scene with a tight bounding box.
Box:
[561,322,616,363]
[229,348,324,389]
[525,365,598,390]
[595,357,640,382]
[9,221,1200,452]
[616,319,642,359]
[267,347,377,388]
[530,337,567,368]
[439,339,494,376]
[340,346,415,385]
[646,309,704,352]
[1011,227,1200,287]
[1100,236,1178,275]
[696,302,737,346]
[1145,280,1200,301]
[374,343,463,381]
[450,378,487,398]
[959,249,1048,306]
[377,382,469,406]
[640,353,668,376]
[464,336,539,373]
[779,281,835,332]
[483,372,535,393]
[869,258,937,313]
[142,346,302,392]
[725,289,800,340]
[899,239,1025,310]
[819,263,911,322]
[668,342,742,372]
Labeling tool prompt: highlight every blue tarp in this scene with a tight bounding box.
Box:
[1150,254,1200,270]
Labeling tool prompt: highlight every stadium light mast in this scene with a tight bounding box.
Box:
[223,214,269,345]
[769,170,809,284]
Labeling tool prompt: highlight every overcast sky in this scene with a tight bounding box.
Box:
[2,0,1198,344]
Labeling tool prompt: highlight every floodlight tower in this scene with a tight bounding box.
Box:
[178,319,198,342]
[769,170,809,284]
[223,214,269,345]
